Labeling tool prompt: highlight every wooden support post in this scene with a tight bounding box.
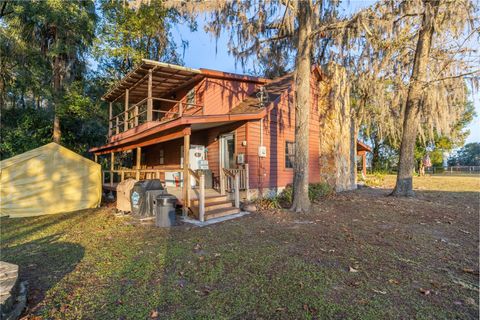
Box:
[136,147,141,180]
[178,102,183,117]
[94,154,98,163]
[134,103,139,126]
[121,171,125,182]
[147,69,153,121]
[110,152,114,187]
[234,173,240,209]
[199,172,205,222]
[116,117,119,135]
[182,129,190,215]
[362,152,367,178]
[124,89,129,131]
[245,163,250,200]
[108,102,113,137]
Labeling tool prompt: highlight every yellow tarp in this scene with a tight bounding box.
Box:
[1,143,101,217]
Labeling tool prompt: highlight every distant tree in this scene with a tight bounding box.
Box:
[448,143,480,166]
[0,0,97,143]
[96,0,188,79]
[343,0,478,195]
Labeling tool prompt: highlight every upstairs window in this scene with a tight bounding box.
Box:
[285,141,295,169]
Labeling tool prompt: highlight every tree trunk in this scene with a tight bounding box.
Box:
[391,0,439,197]
[52,55,62,144]
[290,1,313,212]
[371,132,381,172]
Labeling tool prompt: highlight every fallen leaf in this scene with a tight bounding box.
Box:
[462,268,477,275]
[372,289,386,295]
[419,288,431,295]
[349,266,359,273]
[150,310,159,318]
[388,279,400,285]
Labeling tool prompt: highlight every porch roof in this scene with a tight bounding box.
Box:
[357,140,372,153]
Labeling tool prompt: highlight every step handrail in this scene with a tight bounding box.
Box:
[222,169,240,209]
[188,169,205,222]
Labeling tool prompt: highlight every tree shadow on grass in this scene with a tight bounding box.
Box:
[0,234,85,314]
[0,209,98,244]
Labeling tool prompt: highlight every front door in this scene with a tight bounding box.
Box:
[220,133,235,169]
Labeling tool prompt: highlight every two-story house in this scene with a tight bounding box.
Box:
[90,59,370,222]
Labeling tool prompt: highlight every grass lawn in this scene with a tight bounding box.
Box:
[1,175,479,319]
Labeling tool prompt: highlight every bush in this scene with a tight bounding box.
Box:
[277,183,334,207]
[254,197,281,210]
[308,183,334,201]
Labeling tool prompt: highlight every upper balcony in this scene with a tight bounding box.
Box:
[103,59,206,140]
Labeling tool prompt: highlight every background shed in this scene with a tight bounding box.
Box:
[1,143,101,217]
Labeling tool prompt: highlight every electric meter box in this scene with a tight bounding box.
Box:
[198,160,209,170]
[258,146,267,157]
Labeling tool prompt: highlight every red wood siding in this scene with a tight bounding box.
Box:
[133,72,324,191]
[198,78,259,115]
[246,74,322,189]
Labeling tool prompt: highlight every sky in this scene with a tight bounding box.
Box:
[169,0,479,144]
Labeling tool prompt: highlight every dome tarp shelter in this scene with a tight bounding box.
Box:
[1,143,101,217]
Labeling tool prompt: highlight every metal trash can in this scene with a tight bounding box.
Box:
[153,194,177,227]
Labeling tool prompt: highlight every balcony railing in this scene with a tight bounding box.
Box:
[108,97,204,137]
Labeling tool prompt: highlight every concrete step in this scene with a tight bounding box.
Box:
[204,207,241,220]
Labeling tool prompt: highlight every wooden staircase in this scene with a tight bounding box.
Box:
[190,194,240,221]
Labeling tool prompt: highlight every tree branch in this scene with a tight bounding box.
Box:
[0,0,13,18]
[426,70,480,84]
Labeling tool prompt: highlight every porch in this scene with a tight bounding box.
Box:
[95,124,250,222]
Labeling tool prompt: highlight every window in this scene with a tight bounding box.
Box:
[285,141,295,169]
[186,88,195,108]
[159,149,164,165]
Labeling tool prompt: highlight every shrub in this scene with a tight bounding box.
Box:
[277,183,334,207]
[254,197,281,210]
[308,183,334,201]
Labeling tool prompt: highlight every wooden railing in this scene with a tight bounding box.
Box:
[109,97,204,136]
[222,169,240,209]
[223,164,249,192]
[189,169,205,222]
[102,168,182,187]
